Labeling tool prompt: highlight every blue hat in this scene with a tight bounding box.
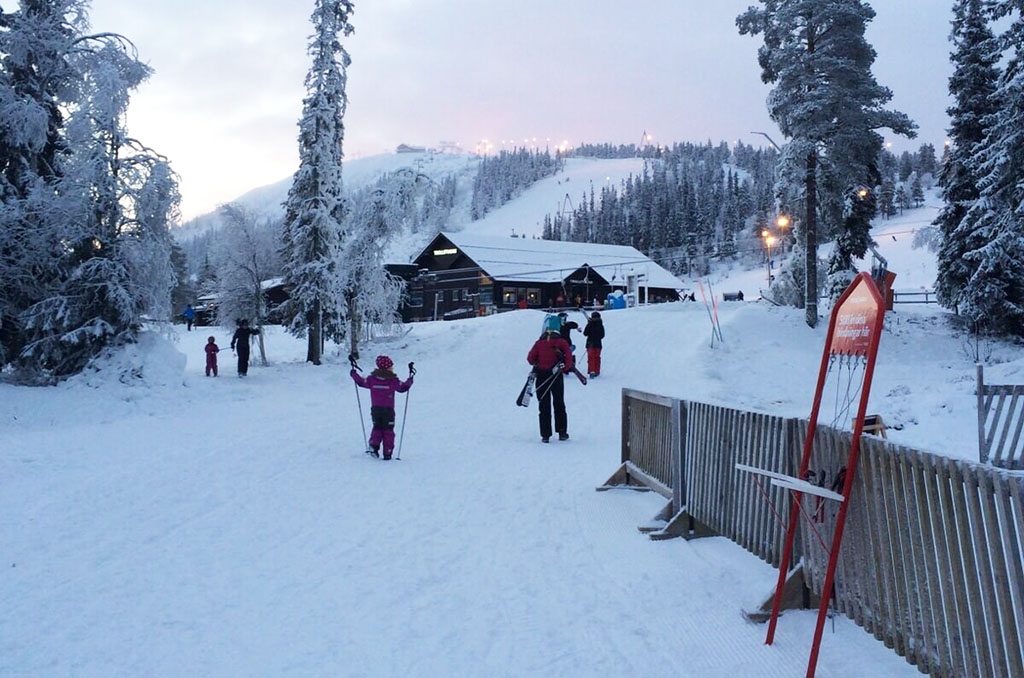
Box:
[543,315,561,334]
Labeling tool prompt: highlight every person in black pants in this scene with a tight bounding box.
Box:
[527,316,574,442]
[230,319,261,377]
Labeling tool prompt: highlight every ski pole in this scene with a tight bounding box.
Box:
[536,362,563,401]
[396,362,415,460]
[349,352,369,451]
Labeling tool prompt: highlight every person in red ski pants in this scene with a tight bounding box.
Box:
[205,336,220,377]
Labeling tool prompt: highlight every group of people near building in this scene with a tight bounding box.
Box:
[526,310,605,443]
[186,301,606,451]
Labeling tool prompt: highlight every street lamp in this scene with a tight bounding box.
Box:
[775,214,790,252]
[762,230,777,287]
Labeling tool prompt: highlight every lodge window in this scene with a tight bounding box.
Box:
[409,292,424,308]
[502,289,517,305]
[526,288,541,306]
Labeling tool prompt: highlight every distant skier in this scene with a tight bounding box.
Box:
[583,311,605,378]
[182,304,195,331]
[204,336,220,377]
[350,355,414,460]
[527,315,574,443]
[230,319,261,377]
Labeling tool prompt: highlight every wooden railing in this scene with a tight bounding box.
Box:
[600,389,1024,677]
[892,289,937,304]
[977,364,1024,469]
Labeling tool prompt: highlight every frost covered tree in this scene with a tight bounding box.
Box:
[0,0,79,365]
[279,0,353,365]
[1,1,178,380]
[935,0,1001,316]
[738,0,915,326]
[958,0,1024,335]
[214,204,282,366]
[343,180,409,358]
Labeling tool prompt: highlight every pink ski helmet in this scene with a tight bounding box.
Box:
[376,355,394,371]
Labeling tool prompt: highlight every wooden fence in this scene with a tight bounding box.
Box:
[978,364,1024,469]
[600,390,1024,677]
[892,289,937,305]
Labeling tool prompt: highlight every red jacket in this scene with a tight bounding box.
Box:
[527,335,573,373]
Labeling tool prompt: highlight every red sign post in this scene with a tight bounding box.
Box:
[763,272,885,677]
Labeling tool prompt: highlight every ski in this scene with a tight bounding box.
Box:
[516,371,537,407]
[569,366,588,385]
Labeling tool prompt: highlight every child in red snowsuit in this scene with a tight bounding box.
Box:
[205,336,220,377]
[350,355,414,460]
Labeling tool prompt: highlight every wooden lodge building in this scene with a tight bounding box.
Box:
[400,232,684,321]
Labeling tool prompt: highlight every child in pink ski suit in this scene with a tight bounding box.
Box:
[205,336,220,377]
[350,354,414,460]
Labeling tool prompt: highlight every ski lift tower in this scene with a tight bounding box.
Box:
[557,193,574,219]
[638,130,654,156]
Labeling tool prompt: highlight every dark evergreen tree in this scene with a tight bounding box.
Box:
[958,0,1024,335]
[897,152,915,181]
[895,184,908,213]
[910,172,925,207]
[738,0,916,325]
[879,179,897,218]
[935,0,1001,316]
[915,143,939,176]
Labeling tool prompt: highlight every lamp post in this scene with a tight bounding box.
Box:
[775,214,790,253]
[762,229,777,287]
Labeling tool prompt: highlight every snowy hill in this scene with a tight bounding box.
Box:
[2,188,1023,674]
[171,153,650,265]
[172,150,481,242]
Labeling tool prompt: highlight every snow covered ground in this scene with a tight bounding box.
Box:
[3,173,1022,676]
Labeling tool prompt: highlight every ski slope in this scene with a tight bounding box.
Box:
[3,172,1022,676]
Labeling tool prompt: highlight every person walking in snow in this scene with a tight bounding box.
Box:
[583,311,605,378]
[205,336,220,377]
[528,316,574,443]
[230,319,260,377]
[350,355,414,460]
[557,311,579,354]
[182,304,195,331]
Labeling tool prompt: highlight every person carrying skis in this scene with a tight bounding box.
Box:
[350,355,414,460]
[583,311,605,378]
[527,315,574,443]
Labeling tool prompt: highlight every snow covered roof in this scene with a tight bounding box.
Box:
[435,231,684,289]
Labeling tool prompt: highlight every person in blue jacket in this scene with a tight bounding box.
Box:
[182,304,195,331]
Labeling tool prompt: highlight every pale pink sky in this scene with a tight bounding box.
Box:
[74,0,953,220]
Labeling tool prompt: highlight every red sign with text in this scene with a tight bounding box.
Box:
[830,278,883,356]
